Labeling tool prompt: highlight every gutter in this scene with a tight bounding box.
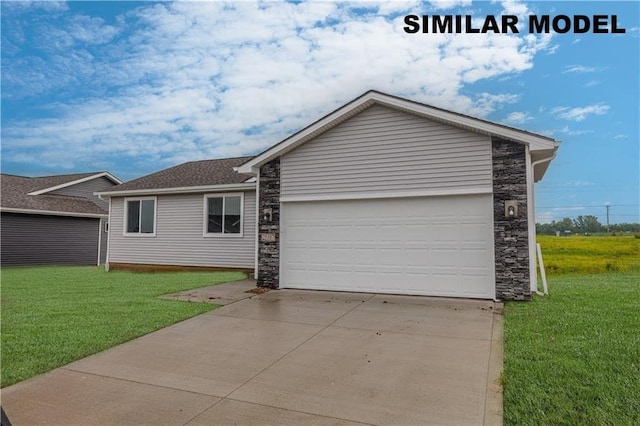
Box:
[0,207,107,219]
[95,182,256,197]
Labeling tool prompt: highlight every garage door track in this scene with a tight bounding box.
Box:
[2,281,503,425]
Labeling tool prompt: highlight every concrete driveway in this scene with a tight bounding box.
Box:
[2,281,503,425]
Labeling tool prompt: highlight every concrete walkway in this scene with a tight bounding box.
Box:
[161,279,262,305]
[2,280,503,425]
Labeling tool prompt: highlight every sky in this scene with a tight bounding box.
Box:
[1,1,638,224]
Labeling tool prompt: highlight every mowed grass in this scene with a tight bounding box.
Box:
[537,234,640,275]
[505,235,640,426]
[1,266,245,387]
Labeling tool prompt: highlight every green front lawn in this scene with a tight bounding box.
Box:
[504,272,640,425]
[1,266,245,387]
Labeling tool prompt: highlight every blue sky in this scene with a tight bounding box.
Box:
[2,1,638,224]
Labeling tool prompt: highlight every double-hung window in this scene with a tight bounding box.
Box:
[204,193,243,236]
[124,197,156,236]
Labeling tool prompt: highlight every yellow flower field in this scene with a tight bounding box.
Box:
[536,235,640,275]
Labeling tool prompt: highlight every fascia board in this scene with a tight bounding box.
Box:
[1,207,107,218]
[95,182,256,197]
[376,94,558,151]
[28,172,124,195]
[237,94,375,173]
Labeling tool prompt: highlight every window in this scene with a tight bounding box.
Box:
[104,221,109,233]
[125,197,156,236]
[204,193,243,236]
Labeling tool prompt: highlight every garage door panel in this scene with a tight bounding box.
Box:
[281,195,495,299]
[461,250,492,267]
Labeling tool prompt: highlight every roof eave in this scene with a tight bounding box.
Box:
[96,182,256,197]
[1,207,107,218]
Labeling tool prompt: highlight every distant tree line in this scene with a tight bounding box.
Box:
[536,215,640,235]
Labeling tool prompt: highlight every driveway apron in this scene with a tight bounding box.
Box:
[1,282,503,425]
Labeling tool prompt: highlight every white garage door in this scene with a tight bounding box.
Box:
[280,194,495,299]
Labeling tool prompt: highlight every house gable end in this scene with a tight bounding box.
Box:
[50,176,118,210]
[280,104,493,200]
[238,90,558,175]
[28,172,122,196]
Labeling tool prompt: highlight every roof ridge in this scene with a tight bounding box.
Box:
[32,171,104,179]
[186,155,255,164]
[1,173,33,179]
[39,193,93,200]
[1,171,103,179]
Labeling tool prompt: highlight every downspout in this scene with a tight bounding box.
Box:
[530,150,557,296]
[105,197,112,272]
[525,146,536,296]
[96,193,105,267]
[97,218,102,266]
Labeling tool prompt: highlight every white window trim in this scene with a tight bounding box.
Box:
[202,192,244,238]
[123,196,157,237]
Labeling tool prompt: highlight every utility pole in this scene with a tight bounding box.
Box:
[605,202,611,234]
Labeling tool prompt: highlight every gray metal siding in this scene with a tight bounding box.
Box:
[108,191,256,268]
[281,105,493,198]
[50,176,115,210]
[1,213,100,266]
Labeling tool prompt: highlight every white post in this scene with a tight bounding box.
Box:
[536,243,548,295]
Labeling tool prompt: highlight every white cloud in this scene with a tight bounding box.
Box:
[562,181,593,187]
[2,1,554,177]
[557,126,593,136]
[552,104,610,122]
[66,15,121,45]
[504,111,531,124]
[562,65,602,74]
[1,1,68,14]
[500,0,531,17]
[428,0,472,10]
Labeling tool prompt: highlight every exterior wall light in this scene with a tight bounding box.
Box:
[505,200,518,218]
[263,208,273,222]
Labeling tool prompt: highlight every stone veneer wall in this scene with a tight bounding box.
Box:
[257,158,280,289]
[492,138,530,301]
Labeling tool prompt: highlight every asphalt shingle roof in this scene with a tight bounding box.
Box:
[99,156,255,193]
[1,173,109,215]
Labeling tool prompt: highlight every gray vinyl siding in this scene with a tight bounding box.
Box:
[1,213,100,266]
[281,105,493,198]
[50,176,114,210]
[108,191,255,269]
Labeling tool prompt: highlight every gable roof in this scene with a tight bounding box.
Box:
[238,90,560,177]
[97,157,255,197]
[1,173,114,217]
[27,171,122,195]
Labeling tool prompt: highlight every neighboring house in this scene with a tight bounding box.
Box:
[96,157,257,271]
[100,91,559,301]
[1,172,122,266]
